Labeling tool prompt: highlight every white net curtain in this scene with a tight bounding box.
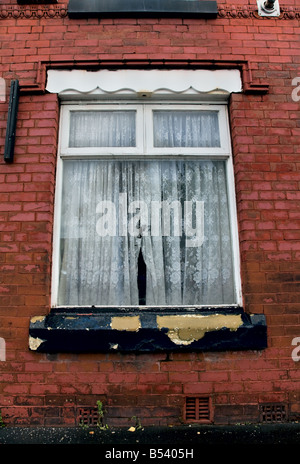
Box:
[57,109,235,306]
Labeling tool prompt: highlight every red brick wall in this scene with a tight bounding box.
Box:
[0,0,299,426]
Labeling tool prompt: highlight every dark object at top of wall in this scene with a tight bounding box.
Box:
[17,0,57,4]
[17,0,58,5]
[68,0,218,18]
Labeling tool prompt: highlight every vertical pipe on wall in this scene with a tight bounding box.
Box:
[4,80,20,163]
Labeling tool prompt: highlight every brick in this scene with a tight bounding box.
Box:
[30,385,60,395]
[9,212,35,222]
[183,383,213,394]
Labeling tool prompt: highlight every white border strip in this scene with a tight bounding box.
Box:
[46,69,242,98]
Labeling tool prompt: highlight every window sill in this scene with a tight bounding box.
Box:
[29,307,267,353]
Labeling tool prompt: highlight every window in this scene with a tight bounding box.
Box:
[52,103,241,308]
[30,69,267,354]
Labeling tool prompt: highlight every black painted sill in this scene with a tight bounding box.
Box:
[68,0,218,18]
[29,307,267,353]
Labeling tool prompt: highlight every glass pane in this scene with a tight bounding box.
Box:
[69,110,136,147]
[153,110,220,148]
[57,159,235,306]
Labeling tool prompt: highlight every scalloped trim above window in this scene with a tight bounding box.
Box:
[46,69,242,100]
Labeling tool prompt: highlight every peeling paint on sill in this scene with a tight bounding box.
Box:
[30,315,46,324]
[110,315,141,332]
[28,310,267,352]
[29,336,45,351]
[156,314,243,345]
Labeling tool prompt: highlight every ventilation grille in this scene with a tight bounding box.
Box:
[185,396,212,423]
[260,403,287,423]
[77,407,99,427]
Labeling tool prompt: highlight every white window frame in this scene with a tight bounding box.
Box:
[52,100,242,308]
[59,104,144,156]
[59,103,230,158]
[145,104,230,156]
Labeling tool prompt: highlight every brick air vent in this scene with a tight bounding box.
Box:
[260,403,287,423]
[77,407,99,427]
[185,396,212,423]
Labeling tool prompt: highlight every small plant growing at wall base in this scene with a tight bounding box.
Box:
[96,400,109,430]
[79,419,89,430]
[0,409,6,428]
[77,401,109,430]
[128,415,143,432]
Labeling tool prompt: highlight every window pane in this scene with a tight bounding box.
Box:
[153,110,220,147]
[69,111,136,147]
[57,159,235,306]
